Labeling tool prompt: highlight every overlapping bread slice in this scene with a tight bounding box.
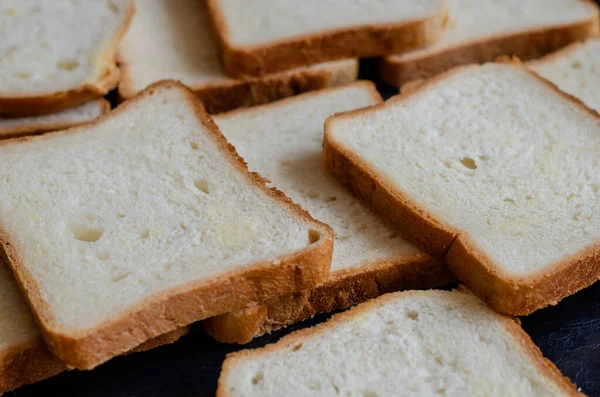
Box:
[217,288,581,397]
[379,0,599,87]
[0,258,189,394]
[325,62,600,316]
[528,37,600,113]
[118,0,358,113]
[205,0,449,77]
[203,83,455,344]
[0,99,109,140]
[0,0,134,116]
[0,81,333,370]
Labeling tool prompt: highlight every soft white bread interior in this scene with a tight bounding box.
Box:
[218,289,580,397]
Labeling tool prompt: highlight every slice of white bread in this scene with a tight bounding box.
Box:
[217,288,581,397]
[528,38,600,113]
[0,81,333,370]
[324,63,600,316]
[0,99,110,140]
[379,0,600,88]
[204,83,456,344]
[0,257,190,394]
[0,0,134,116]
[206,0,449,77]
[118,0,358,114]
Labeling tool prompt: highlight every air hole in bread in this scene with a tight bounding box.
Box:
[251,371,264,385]
[308,229,321,244]
[437,387,447,394]
[573,211,582,221]
[195,179,209,194]
[69,223,104,242]
[459,157,477,170]
[406,311,419,320]
[180,223,187,230]
[189,141,199,150]
[291,343,302,351]
[324,196,337,202]
[139,229,150,239]
[111,271,131,282]
[106,0,119,13]
[117,213,126,218]
[503,198,515,203]
[525,195,533,200]
[571,61,582,69]
[442,160,452,169]
[14,72,31,79]
[58,59,80,71]
[592,184,599,193]
[97,251,110,261]
[306,191,319,199]
[435,356,444,365]
[363,391,378,397]
[567,193,575,200]
[280,160,292,166]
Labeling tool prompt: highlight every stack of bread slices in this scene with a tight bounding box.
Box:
[1,1,600,396]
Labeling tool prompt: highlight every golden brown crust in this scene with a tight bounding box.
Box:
[0,80,334,370]
[205,0,449,78]
[216,288,582,397]
[117,58,359,113]
[379,4,600,87]
[205,255,456,344]
[323,62,600,316]
[0,0,135,117]
[0,100,111,140]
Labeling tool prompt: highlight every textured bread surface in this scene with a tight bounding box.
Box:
[379,0,599,87]
[217,289,580,397]
[0,0,134,116]
[0,99,109,139]
[206,0,448,77]
[325,63,600,315]
[529,37,600,113]
[205,83,455,343]
[118,0,358,113]
[0,81,332,369]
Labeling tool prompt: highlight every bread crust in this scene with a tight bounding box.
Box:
[0,80,334,370]
[379,1,600,87]
[216,289,582,397]
[526,36,599,69]
[205,0,449,78]
[324,62,600,316]
[0,100,110,140]
[117,58,359,113]
[0,0,135,117]
[0,327,190,394]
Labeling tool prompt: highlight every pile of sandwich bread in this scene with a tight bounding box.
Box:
[1,0,599,396]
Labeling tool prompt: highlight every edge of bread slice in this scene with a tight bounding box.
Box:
[0,80,333,370]
[323,62,600,316]
[217,288,581,397]
[378,0,600,88]
[205,0,449,78]
[204,83,455,344]
[0,99,110,140]
[0,1,135,116]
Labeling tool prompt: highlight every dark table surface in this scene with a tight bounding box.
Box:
[9,6,600,395]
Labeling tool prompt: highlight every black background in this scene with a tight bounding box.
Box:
[9,3,600,395]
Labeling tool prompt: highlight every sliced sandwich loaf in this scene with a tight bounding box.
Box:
[325,63,600,316]
[0,0,134,116]
[206,0,449,77]
[0,99,109,140]
[0,257,189,394]
[217,289,581,397]
[529,37,600,113]
[0,81,333,370]
[118,0,358,113]
[379,0,600,87]
[204,83,455,344]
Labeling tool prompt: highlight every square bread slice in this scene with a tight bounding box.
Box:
[379,0,599,88]
[204,83,455,344]
[205,0,449,77]
[528,37,600,113]
[217,288,581,397]
[0,0,134,116]
[117,0,358,114]
[0,257,190,394]
[0,99,110,140]
[324,63,600,316]
[0,81,333,370]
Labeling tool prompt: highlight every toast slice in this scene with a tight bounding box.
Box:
[379,0,599,88]
[528,37,600,113]
[0,81,333,370]
[204,83,455,344]
[206,0,449,77]
[0,0,134,116]
[0,99,110,140]
[117,0,358,113]
[324,63,600,316]
[217,288,581,397]
[0,258,189,394]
